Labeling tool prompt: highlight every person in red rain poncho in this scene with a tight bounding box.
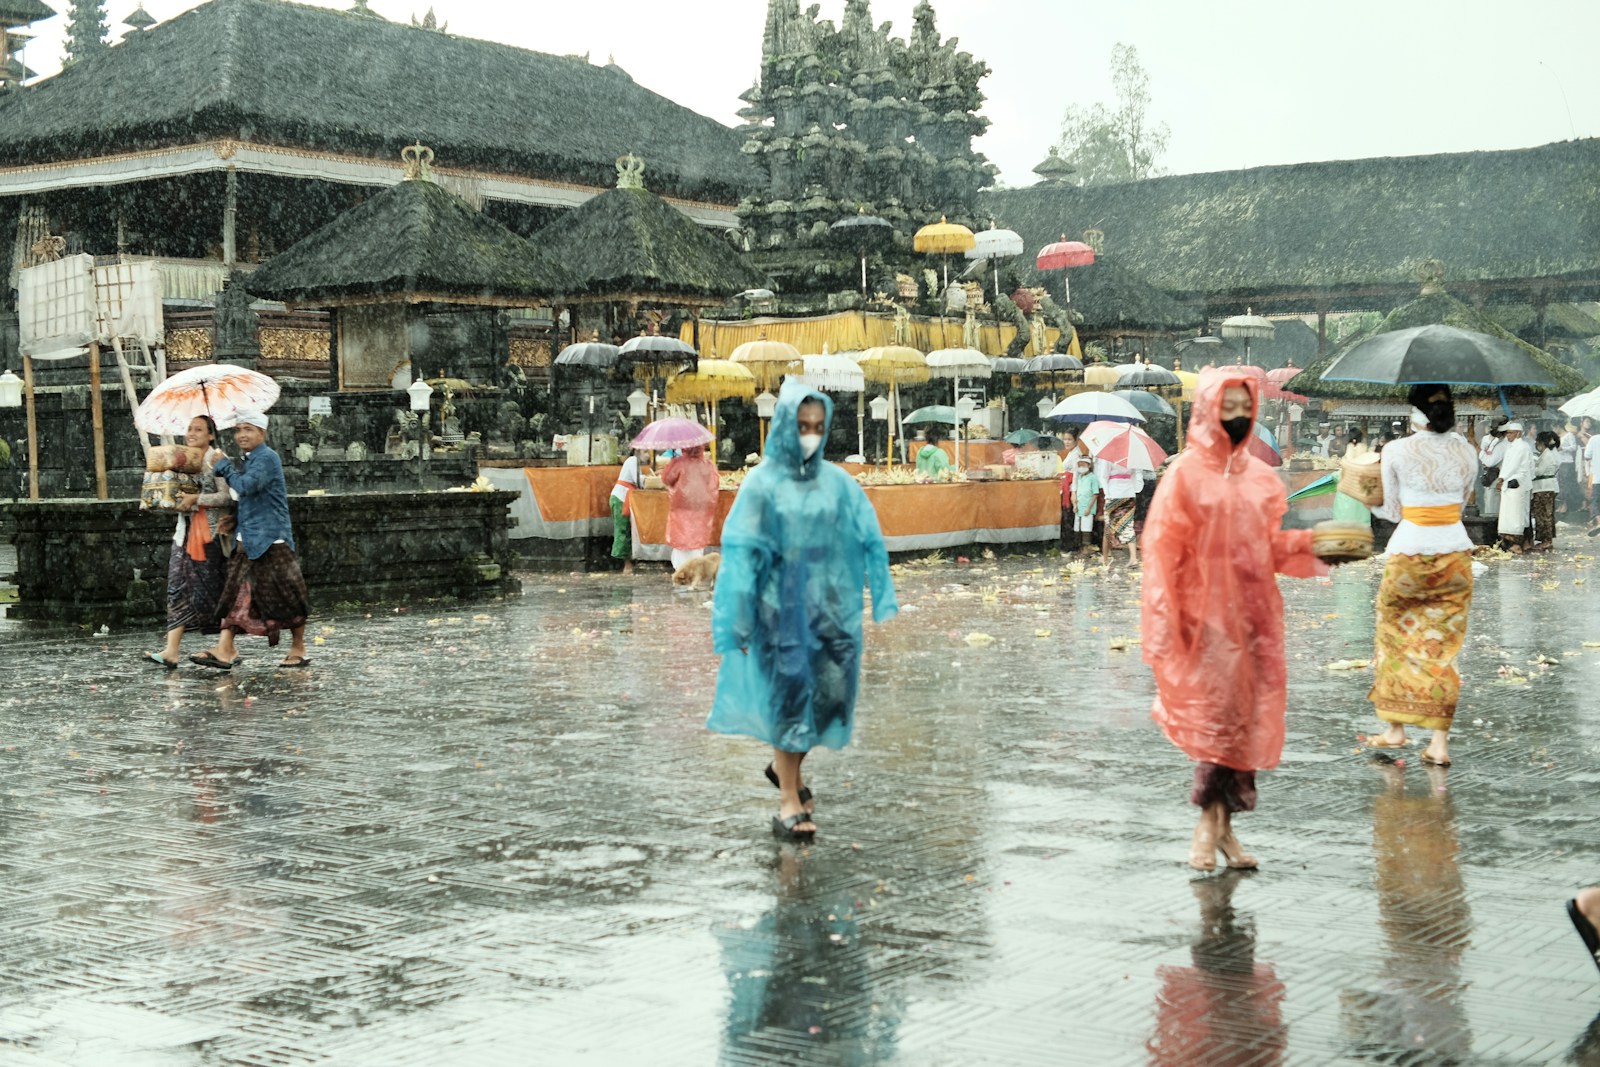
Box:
[1141,368,1339,872]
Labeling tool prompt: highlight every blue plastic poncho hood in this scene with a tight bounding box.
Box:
[764,379,834,477]
[707,380,897,752]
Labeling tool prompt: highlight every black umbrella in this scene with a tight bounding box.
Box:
[553,342,620,372]
[830,210,895,295]
[1115,363,1182,388]
[1320,325,1558,389]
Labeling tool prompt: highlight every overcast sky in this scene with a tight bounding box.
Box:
[18,0,1600,184]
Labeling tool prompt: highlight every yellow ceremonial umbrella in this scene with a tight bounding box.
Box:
[666,360,755,456]
[913,216,976,291]
[730,336,803,391]
[857,345,929,466]
[1083,364,1120,390]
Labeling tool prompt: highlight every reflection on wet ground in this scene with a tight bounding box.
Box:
[1,542,1598,1064]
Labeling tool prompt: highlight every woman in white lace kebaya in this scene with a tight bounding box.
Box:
[1365,385,1479,767]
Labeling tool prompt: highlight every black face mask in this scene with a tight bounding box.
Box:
[1221,416,1252,445]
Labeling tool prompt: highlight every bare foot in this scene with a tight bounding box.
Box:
[1189,811,1219,872]
[1577,887,1600,929]
[1217,832,1258,870]
[1367,726,1409,749]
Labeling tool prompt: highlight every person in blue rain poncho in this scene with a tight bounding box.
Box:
[707,381,898,842]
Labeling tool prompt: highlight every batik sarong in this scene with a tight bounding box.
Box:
[1107,497,1138,547]
[1191,763,1257,813]
[217,544,309,647]
[1532,491,1556,544]
[610,496,631,559]
[166,541,226,634]
[1369,551,1474,732]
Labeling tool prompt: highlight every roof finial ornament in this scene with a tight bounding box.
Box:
[401,143,436,182]
[616,153,646,191]
[1417,258,1446,295]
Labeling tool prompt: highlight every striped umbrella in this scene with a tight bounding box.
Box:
[1080,420,1169,472]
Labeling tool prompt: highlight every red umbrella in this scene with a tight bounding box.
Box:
[1036,236,1096,271]
[1265,367,1302,386]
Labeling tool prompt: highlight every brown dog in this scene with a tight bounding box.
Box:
[671,553,721,591]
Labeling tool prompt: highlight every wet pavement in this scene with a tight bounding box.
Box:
[2,536,1599,1065]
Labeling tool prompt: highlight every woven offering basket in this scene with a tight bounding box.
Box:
[1312,520,1375,563]
[1337,454,1383,507]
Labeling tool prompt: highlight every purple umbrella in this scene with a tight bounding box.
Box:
[632,417,713,452]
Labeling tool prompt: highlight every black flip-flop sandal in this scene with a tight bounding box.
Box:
[145,652,179,669]
[771,812,816,843]
[189,651,233,671]
[278,658,312,669]
[1568,900,1600,976]
[764,762,813,807]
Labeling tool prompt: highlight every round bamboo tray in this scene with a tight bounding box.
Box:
[1312,519,1375,563]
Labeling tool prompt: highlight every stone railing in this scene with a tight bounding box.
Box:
[3,490,519,627]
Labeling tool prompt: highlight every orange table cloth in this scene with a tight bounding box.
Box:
[628,478,1062,559]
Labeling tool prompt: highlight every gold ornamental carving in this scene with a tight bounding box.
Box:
[165,328,213,361]
[509,338,552,367]
[260,328,330,361]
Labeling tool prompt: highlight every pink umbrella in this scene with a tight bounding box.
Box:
[632,417,713,452]
[1081,420,1169,472]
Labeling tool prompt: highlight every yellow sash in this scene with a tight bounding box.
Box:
[1402,504,1462,527]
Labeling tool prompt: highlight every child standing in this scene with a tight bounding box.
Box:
[1070,456,1101,552]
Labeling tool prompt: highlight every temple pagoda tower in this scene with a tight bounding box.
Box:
[737,0,994,252]
[63,0,110,65]
[1,0,54,88]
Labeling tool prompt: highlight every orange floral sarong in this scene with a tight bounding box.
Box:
[1369,551,1474,731]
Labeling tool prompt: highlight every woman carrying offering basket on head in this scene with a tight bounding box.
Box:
[145,416,234,669]
[1364,386,1479,767]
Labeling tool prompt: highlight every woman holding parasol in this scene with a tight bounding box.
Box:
[144,415,234,668]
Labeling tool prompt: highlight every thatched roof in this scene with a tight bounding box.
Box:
[0,0,754,203]
[244,177,559,307]
[528,185,769,306]
[1483,302,1600,341]
[986,139,1600,312]
[0,0,55,25]
[1065,256,1204,334]
[1288,289,1589,400]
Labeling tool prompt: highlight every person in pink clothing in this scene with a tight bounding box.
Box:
[661,444,720,572]
[1141,368,1339,872]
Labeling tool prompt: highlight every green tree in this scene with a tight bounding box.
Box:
[63,0,109,66]
[1055,43,1170,185]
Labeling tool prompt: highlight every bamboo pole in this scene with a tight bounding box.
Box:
[89,343,108,500]
[22,353,38,501]
[111,338,150,463]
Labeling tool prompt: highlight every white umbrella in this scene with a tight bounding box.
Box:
[1045,392,1147,425]
[797,352,865,393]
[796,348,867,456]
[134,363,281,435]
[1559,387,1600,420]
[926,348,993,380]
[965,226,1024,298]
[927,348,993,468]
